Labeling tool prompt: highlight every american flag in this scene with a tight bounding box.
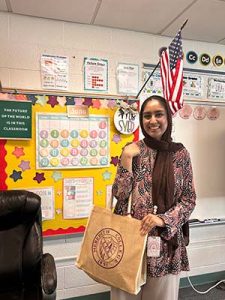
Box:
[160,29,183,114]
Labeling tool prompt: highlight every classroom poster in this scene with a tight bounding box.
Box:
[41,54,69,90]
[84,57,108,91]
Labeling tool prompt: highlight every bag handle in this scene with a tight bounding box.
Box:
[110,193,132,216]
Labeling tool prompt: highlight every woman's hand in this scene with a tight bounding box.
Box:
[120,143,140,171]
[140,214,165,236]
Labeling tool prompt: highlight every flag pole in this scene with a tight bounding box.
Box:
[135,61,160,99]
[135,19,188,99]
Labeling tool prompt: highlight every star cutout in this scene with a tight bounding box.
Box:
[10,170,22,182]
[47,96,58,108]
[0,93,10,100]
[74,98,84,105]
[107,100,116,109]
[112,134,122,144]
[57,96,67,106]
[92,99,101,109]
[100,99,109,109]
[96,190,103,196]
[102,170,112,181]
[18,160,30,171]
[57,190,62,196]
[27,94,38,105]
[15,94,27,100]
[110,156,119,166]
[83,98,93,107]
[36,95,47,106]
[66,96,75,105]
[52,171,63,182]
[33,172,46,184]
[12,147,25,158]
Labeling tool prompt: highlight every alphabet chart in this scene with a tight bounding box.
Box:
[36,113,110,169]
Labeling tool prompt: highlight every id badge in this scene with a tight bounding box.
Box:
[147,236,161,257]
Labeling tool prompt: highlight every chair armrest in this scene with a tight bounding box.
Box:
[41,253,57,295]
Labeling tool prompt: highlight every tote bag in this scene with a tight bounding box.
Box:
[76,196,147,295]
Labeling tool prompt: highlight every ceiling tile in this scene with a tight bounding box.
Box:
[94,0,194,34]
[9,0,99,23]
[162,0,225,43]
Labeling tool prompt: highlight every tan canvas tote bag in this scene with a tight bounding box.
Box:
[76,195,147,295]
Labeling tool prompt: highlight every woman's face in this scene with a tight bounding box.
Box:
[142,99,168,140]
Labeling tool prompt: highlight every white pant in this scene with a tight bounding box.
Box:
[111,274,180,300]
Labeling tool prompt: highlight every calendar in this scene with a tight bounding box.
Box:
[36,113,110,169]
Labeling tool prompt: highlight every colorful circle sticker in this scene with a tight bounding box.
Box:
[90,130,98,138]
[40,158,49,167]
[90,157,98,165]
[193,106,206,120]
[70,130,78,138]
[50,139,59,148]
[61,129,69,138]
[71,139,79,147]
[39,148,49,157]
[71,157,79,166]
[207,107,220,120]
[99,121,107,129]
[50,149,59,157]
[40,139,49,147]
[99,148,107,156]
[100,157,108,165]
[61,157,69,166]
[186,51,198,64]
[50,158,59,167]
[90,149,98,156]
[89,140,97,148]
[80,140,89,148]
[60,148,69,157]
[99,140,107,148]
[80,148,88,156]
[98,130,106,139]
[61,139,70,147]
[51,130,59,138]
[70,148,79,156]
[80,157,88,166]
[179,104,193,119]
[40,130,48,139]
[80,129,88,138]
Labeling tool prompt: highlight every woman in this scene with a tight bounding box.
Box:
[111,95,196,300]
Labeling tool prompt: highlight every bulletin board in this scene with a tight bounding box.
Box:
[0,89,139,236]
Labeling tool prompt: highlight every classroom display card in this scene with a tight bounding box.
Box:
[36,113,110,169]
[84,57,108,91]
[63,177,93,219]
[207,77,225,101]
[41,54,69,90]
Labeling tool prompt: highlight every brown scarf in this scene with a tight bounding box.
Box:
[139,96,189,253]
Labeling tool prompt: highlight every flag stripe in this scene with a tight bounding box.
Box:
[160,30,184,114]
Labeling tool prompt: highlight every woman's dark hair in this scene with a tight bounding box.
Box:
[139,95,172,142]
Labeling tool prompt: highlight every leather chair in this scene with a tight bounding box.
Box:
[0,190,57,300]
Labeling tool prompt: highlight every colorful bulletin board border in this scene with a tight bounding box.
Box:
[0,89,139,237]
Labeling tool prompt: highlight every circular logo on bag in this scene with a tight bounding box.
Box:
[92,228,124,269]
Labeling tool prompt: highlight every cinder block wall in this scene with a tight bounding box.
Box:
[1,11,225,299]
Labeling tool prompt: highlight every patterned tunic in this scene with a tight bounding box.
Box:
[112,140,196,277]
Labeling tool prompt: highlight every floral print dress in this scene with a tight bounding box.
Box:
[112,140,196,277]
